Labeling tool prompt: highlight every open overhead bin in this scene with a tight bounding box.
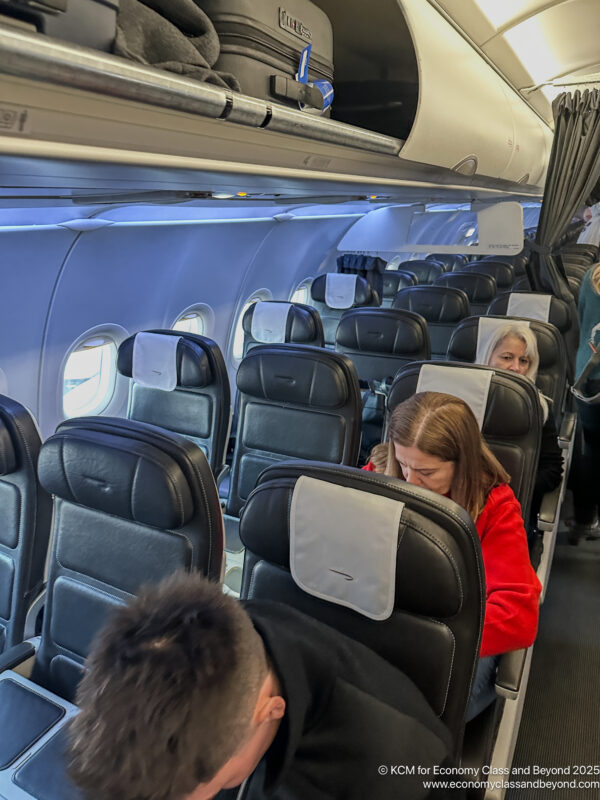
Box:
[320,0,553,189]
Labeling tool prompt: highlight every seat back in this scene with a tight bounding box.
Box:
[310,273,380,347]
[392,285,470,359]
[387,362,542,524]
[447,315,569,426]
[335,307,431,383]
[461,261,515,291]
[34,417,224,701]
[0,396,52,653]
[397,259,445,283]
[487,292,576,381]
[239,461,484,757]
[226,345,362,517]
[241,300,324,356]
[435,271,497,316]
[117,330,230,476]
[428,253,467,271]
[381,270,417,306]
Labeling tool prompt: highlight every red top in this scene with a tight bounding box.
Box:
[362,463,541,657]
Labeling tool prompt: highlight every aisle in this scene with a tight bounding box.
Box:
[505,522,600,799]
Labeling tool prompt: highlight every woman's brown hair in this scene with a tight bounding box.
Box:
[371,391,510,519]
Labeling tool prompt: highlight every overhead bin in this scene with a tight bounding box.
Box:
[318,0,553,189]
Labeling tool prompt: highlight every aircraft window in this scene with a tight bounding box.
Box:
[173,310,205,336]
[290,279,313,304]
[232,291,272,361]
[62,336,118,418]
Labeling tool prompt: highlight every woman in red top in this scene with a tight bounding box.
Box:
[364,391,541,719]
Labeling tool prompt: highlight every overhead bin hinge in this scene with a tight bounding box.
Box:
[58,218,115,231]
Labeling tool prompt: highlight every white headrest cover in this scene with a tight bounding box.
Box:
[250,302,292,343]
[132,332,180,391]
[290,475,402,621]
[417,363,493,430]
[507,293,551,322]
[325,273,358,309]
[475,317,531,366]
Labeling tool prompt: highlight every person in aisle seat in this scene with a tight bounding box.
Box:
[479,322,563,530]
[67,572,456,800]
[364,392,541,719]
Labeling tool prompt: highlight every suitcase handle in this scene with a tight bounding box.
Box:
[270,75,325,111]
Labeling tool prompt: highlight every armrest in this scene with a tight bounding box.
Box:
[0,641,36,673]
[558,411,577,450]
[495,648,527,699]
[536,484,562,531]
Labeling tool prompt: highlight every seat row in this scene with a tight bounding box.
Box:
[0,405,488,798]
[0,341,555,798]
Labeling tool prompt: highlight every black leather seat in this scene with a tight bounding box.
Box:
[428,253,467,271]
[397,259,445,283]
[487,292,576,383]
[335,307,431,384]
[226,345,362,523]
[387,361,542,533]
[241,300,324,355]
[460,261,515,292]
[32,416,224,701]
[309,273,380,348]
[392,285,470,359]
[117,330,230,477]
[0,417,223,789]
[381,270,417,307]
[481,254,527,277]
[0,396,52,653]
[435,271,497,316]
[335,308,431,461]
[447,316,569,430]
[238,460,485,759]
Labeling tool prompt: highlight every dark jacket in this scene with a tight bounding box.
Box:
[218,601,456,800]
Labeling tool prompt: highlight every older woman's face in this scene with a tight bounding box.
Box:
[488,335,530,376]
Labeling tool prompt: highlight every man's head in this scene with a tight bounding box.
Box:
[69,572,285,800]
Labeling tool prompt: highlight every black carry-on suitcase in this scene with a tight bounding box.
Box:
[0,0,119,53]
[201,0,334,114]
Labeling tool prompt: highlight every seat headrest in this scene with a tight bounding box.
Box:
[488,292,571,333]
[435,272,497,303]
[397,260,444,283]
[0,420,17,476]
[241,460,478,619]
[38,425,194,529]
[389,361,538,439]
[336,308,429,356]
[310,273,374,307]
[415,363,493,429]
[118,331,213,389]
[243,301,323,346]
[392,286,470,321]
[236,345,354,408]
[462,261,514,289]
[382,271,417,297]
[290,475,402,620]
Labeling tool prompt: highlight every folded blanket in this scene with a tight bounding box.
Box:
[115,0,240,91]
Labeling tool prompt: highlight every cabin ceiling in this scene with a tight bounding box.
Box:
[432,0,600,127]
